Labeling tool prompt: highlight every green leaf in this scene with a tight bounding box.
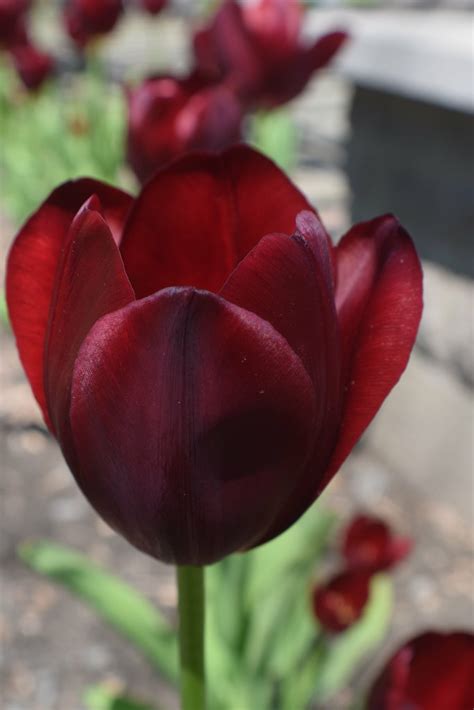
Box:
[250,108,297,171]
[0,290,9,328]
[315,574,394,700]
[19,541,178,682]
[83,685,156,710]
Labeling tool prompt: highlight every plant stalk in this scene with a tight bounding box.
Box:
[177,566,206,710]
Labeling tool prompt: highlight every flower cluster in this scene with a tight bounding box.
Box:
[312,514,413,633]
[125,0,347,183]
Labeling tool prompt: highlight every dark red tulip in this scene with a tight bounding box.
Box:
[367,631,474,709]
[64,0,123,47]
[312,569,372,633]
[0,0,29,47]
[6,146,422,565]
[126,74,244,183]
[193,0,348,108]
[10,41,54,90]
[138,0,167,14]
[342,514,412,573]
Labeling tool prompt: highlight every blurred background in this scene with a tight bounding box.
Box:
[0,1,473,708]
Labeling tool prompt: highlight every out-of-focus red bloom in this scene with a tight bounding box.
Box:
[10,41,54,90]
[138,0,167,14]
[193,0,347,108]
[367,631,474,709]
[6,146,422,565]
[312,569,372,633]
[126,74,244,183]
[64,0,123,47]
[342,514,413,573]
[0,0,29,47]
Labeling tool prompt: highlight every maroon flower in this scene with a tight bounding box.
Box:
[312,569,372,633]
[193,0,347,108]
[126,74,244,183]
[0,0,29,48]
[64,0,123,47]
[342,514,412,573]
[6,146,422,565]
[138,0,167,14]
[368,631,474,709]
[10,41,54,90]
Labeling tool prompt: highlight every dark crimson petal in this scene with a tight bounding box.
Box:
[6,180,133,426]
[342,514,412,572]
[253,30,348,108]
[305,31,348,73]
[194,0,263,90]
[227,211,342,546]
[120,145,312,298]
[69,288,315,565]
[319,215,423,491]
[243,0,302,61]
[312,569,372,634]
[44,197,134,442]
[11,43,54,91]
[368,632,474,710]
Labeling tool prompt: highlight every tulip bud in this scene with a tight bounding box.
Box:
[0,0,30,48]
[193,0,348,108]
[10,41,54,90]
[64,0,123,47]
[138,0,167,14]
[342,514,412,573]
[312,569,372,633]
[367,631,474,709]
[126,74,243,184]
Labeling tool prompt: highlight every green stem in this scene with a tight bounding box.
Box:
[177,566,206,710]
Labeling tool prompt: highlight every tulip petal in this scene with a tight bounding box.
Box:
[6,179,133,425]
[320,216,423,489]
[70,287,315,565]
[120,145,312,298]
[44,197,135,442]
[223,211,342,546]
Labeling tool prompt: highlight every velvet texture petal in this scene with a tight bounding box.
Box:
[120,146,312,298]
[368,632,474,710]
[70,288,315,565]
[223,211,342,546]
[320,215,423,490]
[6,179,133,425]
[44,197,134,443]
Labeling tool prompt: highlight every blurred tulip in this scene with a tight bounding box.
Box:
[367,631,474,709]
[0,0,29,47]
[6,146,422,565]
[64,0,123,47]
[193,0,347,108]
[10,41,54,90]
[138,0,167,14]
[342,514,413,573]
[126,74,244,183]
[312,569,372,633]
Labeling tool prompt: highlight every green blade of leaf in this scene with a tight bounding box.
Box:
[19,540,178,682]
[249,108,297,171]
[83,684,156,710]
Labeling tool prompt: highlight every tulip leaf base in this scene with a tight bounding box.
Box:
[177,566,206,710]
[19,506,394,710]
